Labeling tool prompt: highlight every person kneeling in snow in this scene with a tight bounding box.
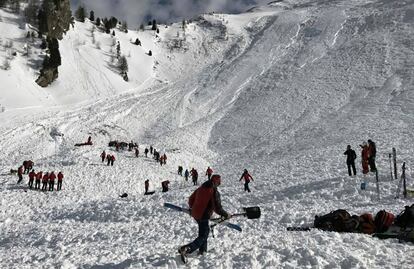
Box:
[179,175,231,257]
[161,180,170,192]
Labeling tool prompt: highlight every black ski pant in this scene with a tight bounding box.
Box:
[369,157,376,172]
[28,179,34,189]
[57,181,62,191]
[42,182,48,191]
[101,157,105,163]
[17,174,23,184]
[35,180,41,190]
[347,162,357,176]
[49,181,55,191]
[207,174,211,180]
[111,160,114,166]
[185,219,209,254]
[244,182,251,192]
[193,178,197,185]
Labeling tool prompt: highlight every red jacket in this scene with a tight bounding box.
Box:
[101,151,106,158]
[36,172,43,181]
[111,155,116,161]
[49,173,56,182]
[28,171,36,180]
[42,174,49,183]
[57,172,64,181]
[189,180,228,220]
[240,172,253,183]
[18,166,23,175]
[206,168,213,176]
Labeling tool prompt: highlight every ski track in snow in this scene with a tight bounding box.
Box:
[1,0,414,268]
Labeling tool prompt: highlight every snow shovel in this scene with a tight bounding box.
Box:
[210,206,261,232]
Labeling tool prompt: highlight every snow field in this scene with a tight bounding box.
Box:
[1,0,414,268]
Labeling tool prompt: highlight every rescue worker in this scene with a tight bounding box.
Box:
[57,172,64,191]
[17,165,23,184]
[49,171,56,191]
[205,167,213,180]
[359,142,370,174]
[42,172,49,191]
[107,154,111,166]
[35,171,42,190]
[162,180,170,192]
[178,175,230,260]
[28,169,36,189]
[343,145,357,176]
[101,150,106,163]
[184,169,189,181]
[368,139,377,172]
[191,168,198,186]
[239,169,254,192]
[144,179,149,194]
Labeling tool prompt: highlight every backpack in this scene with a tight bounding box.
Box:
[314,209,351,232]
[374,210,395,233]
[359,213,375,234]
[394,204,414,228]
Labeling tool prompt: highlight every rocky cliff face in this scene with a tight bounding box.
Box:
[36,0,71,87]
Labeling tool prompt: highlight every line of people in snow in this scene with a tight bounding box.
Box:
[343,139,376,176]
[27,170,64,191]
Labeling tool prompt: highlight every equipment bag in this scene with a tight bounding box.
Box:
[359,213,375,234]
[374,210,395,233]
[394,204,414,228]
[314,209,351,232]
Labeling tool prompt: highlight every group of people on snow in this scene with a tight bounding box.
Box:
[100,150,116,166]
[27,170,64,191]
[344,139,376,176]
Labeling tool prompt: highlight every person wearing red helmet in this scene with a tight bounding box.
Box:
[178,174,230,260]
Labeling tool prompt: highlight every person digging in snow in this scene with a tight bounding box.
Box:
[178,175,230,261]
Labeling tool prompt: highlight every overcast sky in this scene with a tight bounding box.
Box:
[70,0,271,26]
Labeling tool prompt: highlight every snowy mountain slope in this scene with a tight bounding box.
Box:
[1,0,414,268]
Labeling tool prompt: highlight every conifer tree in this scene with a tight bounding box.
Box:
[24,0,39,25]
[118,55,128,74]
[75,5,86,22]
[89,10,94,21]
[151,19,157,30]
[96,17,100,26]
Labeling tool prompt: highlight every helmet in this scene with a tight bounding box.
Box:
[211,174,221,186]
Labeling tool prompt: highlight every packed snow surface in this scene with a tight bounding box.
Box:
[1,0,414,268]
